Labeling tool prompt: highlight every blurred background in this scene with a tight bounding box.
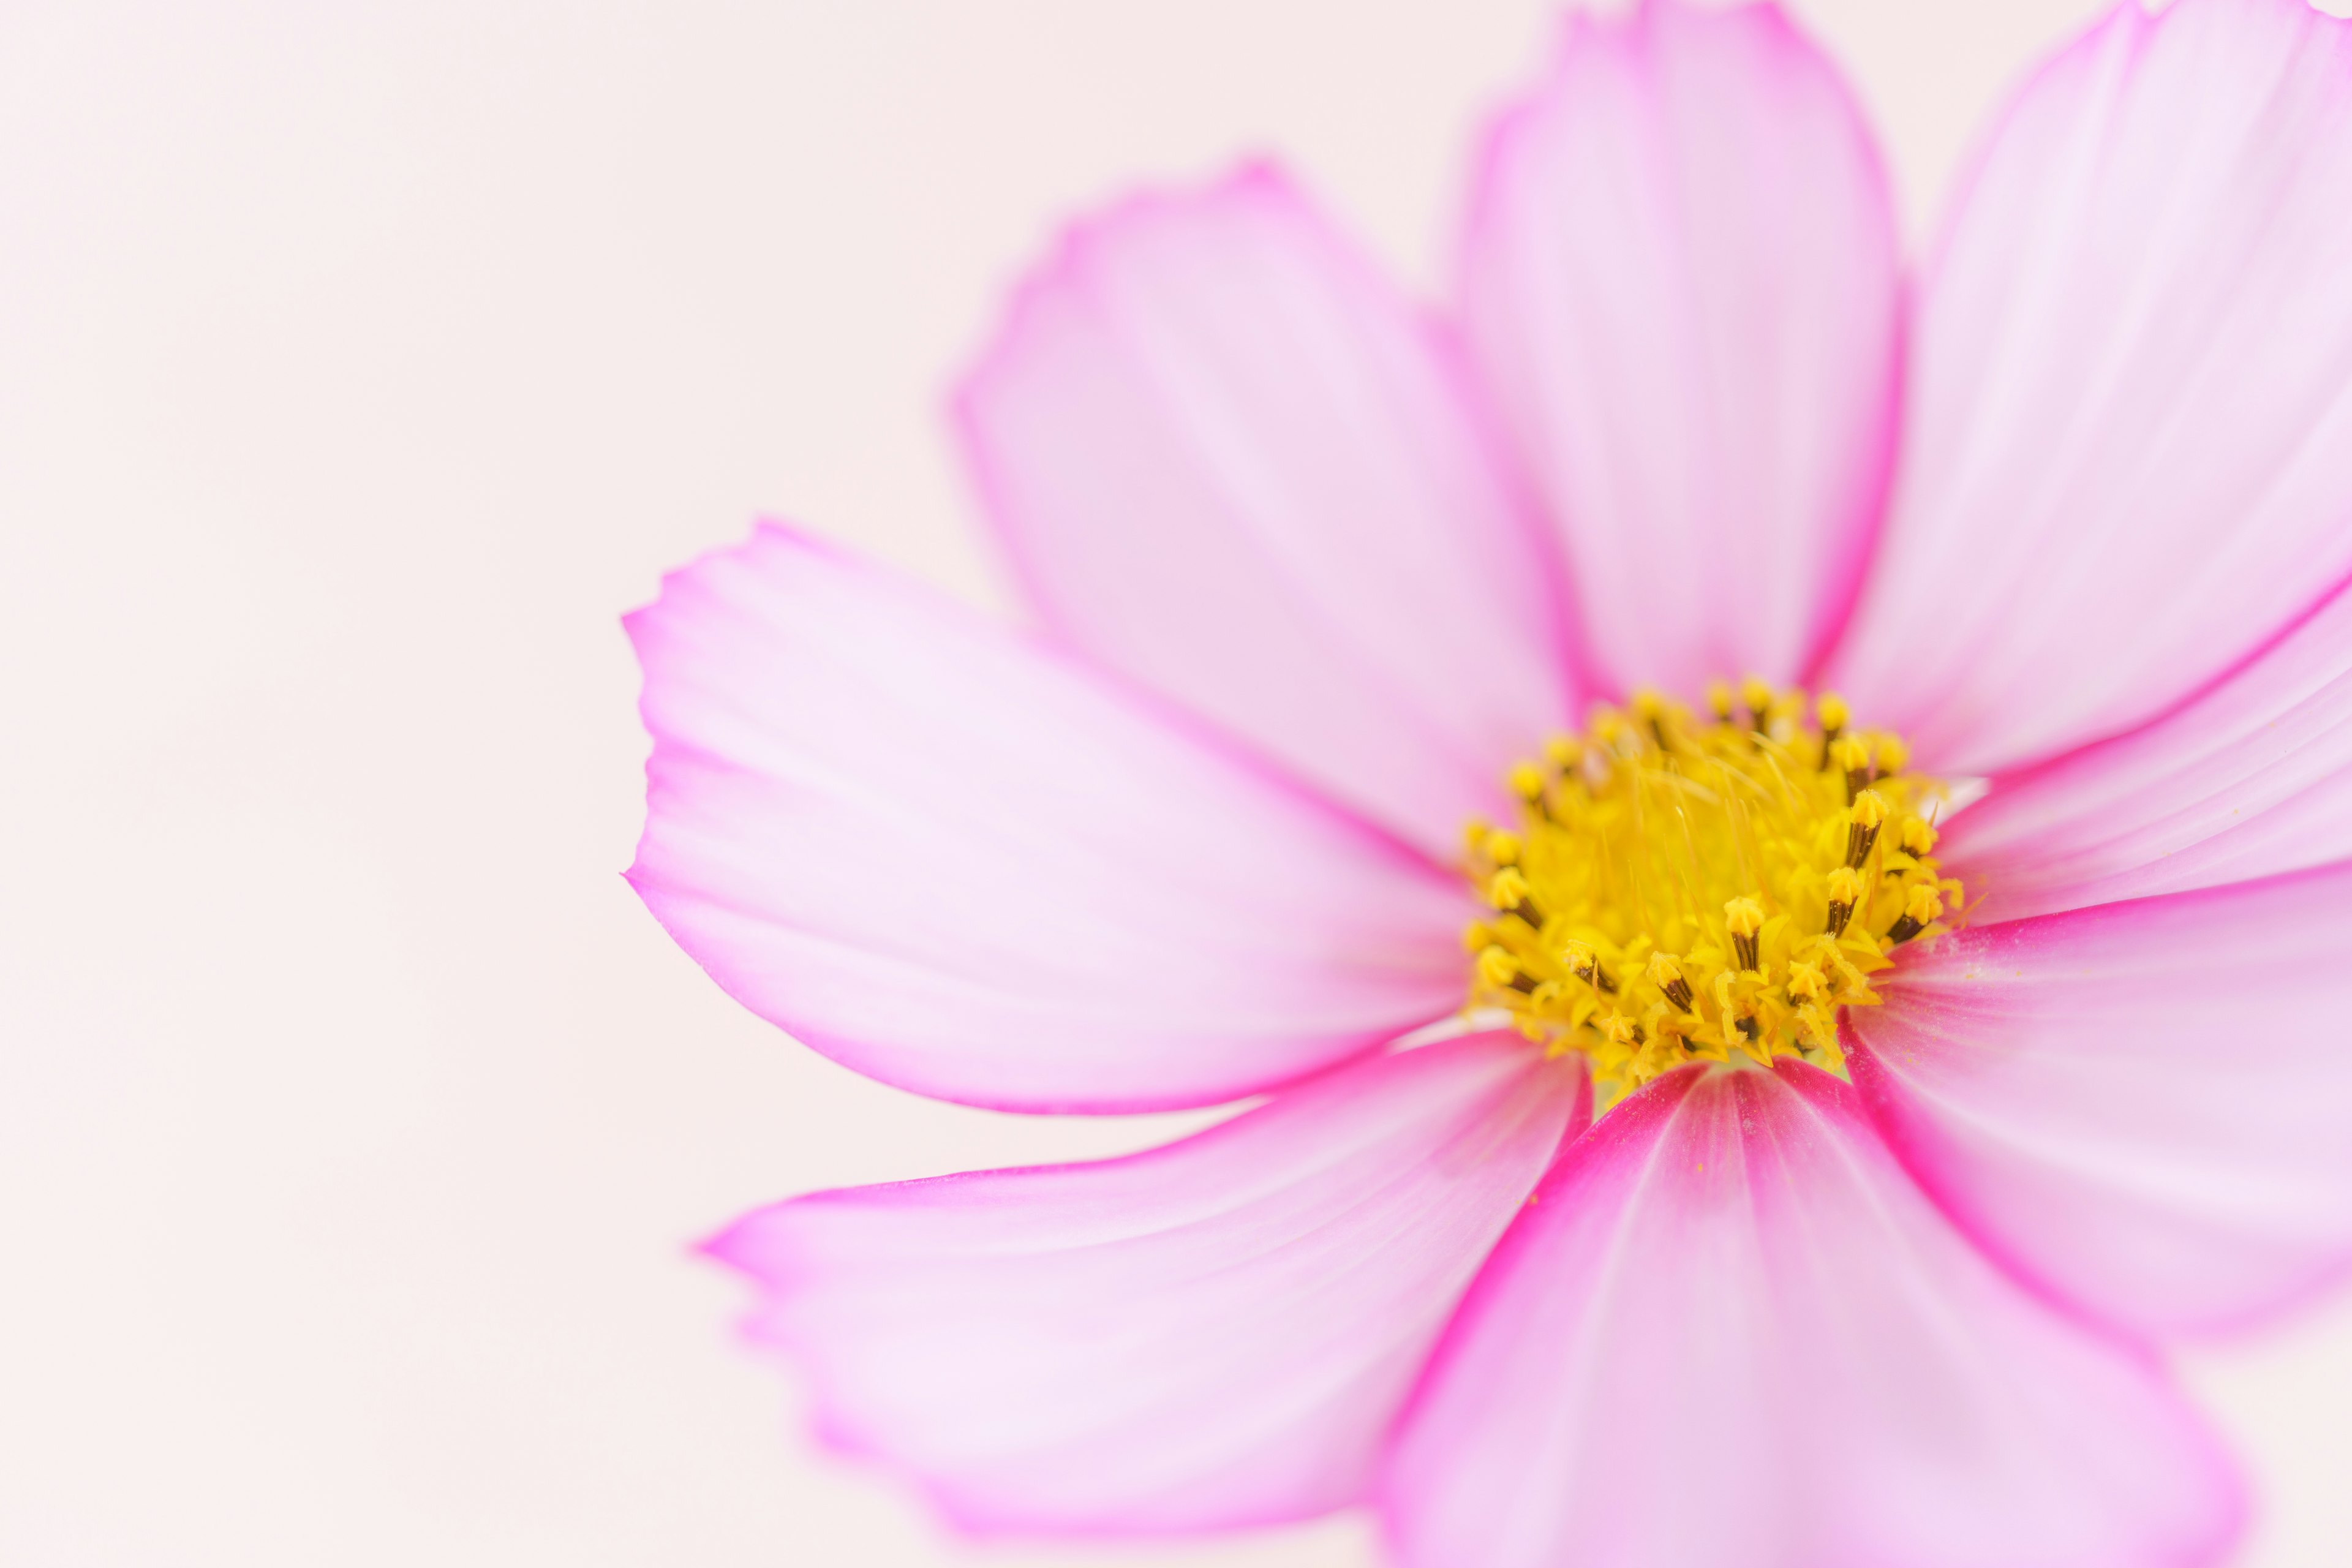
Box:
[7,1,2351,1563]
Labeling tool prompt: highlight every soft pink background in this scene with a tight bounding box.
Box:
[6,1,2351,1563]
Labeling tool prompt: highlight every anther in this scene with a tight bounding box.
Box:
[1706,680,1735,722]
[1477,944,1535,995]
[1461,921,1494,953]
[1561,938,1617,993]
[1485,830,1522,866]
[1632,689,1670,750]
[1787,960,1828,1004]
[1646,951,1695,1012]
[1723,896,1764,973]
[1823,865,1861,938]
[1844,790,1888,869]
[1544,736,1583,783]
[1558,938,1608,993]
[1899,817,1937,858]
[1886,883,1942,944]
[1815,692,1849,769]
[1488,865,1542,924]
[1740,676,1774,734]
[1508,761,1550,819]
[1833,734,1873,803]
[1876,736,1909,777]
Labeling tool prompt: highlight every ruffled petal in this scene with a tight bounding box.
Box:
[1382,1062,2241,1568]
[1851,864,2352,1339]
[956,165,1575,859]
[1457,0,1901,699]
[627,524,1471,1113]
[1827,0,2352,772]
[1947,578,2352,924]
[708,1033,1586,1536]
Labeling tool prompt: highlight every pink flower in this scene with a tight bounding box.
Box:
[627,1,2352,1562]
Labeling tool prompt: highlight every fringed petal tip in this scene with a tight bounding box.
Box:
[1458,0,1901,704]
[705,1035,1586,1538]
[1826,0,2352,774]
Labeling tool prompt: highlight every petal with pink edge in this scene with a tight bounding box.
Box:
[956,165,1576,860]
[627,524,1471,1113]
[1382,1063,2241,1568]
[1828,0,2352,772]
[708,1033,1586,1536]
[1457,0,1901,701]
[1947,577,2352,924]
[1852,864,2352,1340]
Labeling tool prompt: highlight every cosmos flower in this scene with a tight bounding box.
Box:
[627,0,2352,1562]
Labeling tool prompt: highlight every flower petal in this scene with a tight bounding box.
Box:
[1457,0,1901,699]
[1946,578,2352,924]
[1827,0,2352,772]
[627,524,1471,1113]
[1382,1062,2241,1568]
[1851,864,2352,1340]
[707,1033,1586,1536]
[956,165,1575,859]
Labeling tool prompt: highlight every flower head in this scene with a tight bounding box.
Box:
[632,1,2352,1563]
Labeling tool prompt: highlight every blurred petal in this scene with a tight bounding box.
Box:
[1828,0,2352,771]
[1458,0,1901,698]
[1948,578,2352,924]
[627,524,1470,1114]
[957,165,1575,858]
[1852,864,2352,1338]
[710,1033,1586,1535]
[1383,1063,2241,1568]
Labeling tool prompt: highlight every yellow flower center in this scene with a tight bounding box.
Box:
[1462,680,1962,1112]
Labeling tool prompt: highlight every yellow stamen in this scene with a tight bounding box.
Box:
[1724,895,1765,972]
[1460,686,1963,1110]
[1899,816,1937,858]
[1814,691,1849,768]
[1845,789,1889,869]
[1824,865,1861,937]
[1831,733,1873,801]
[1646,951,1695,1012]
[1887,882,1945,945]
[1487,865,1539,925]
